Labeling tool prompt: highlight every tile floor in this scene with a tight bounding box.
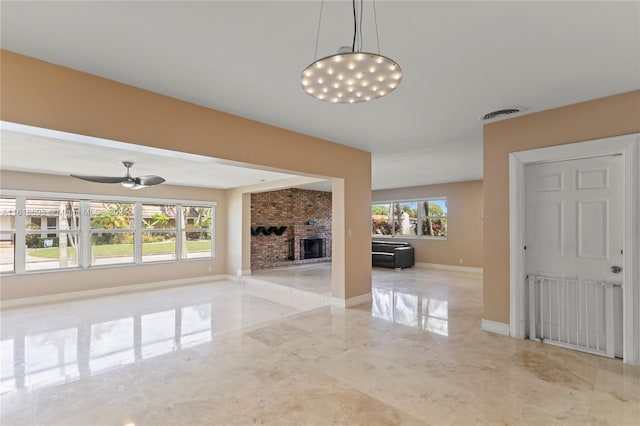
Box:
[251,263,332,296]
[1,265,639,425]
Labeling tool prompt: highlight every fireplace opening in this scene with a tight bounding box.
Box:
[301,238,324,259]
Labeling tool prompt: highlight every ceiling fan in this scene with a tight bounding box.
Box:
[71,161,166,189]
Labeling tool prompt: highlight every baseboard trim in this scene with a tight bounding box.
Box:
[415,262,483,273]
[332,293,372,309]
[239,276,331,310]
[1,275,233,309]
[481,319,510,336]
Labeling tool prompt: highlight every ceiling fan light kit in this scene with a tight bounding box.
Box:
[70,161,165,190]
[302,0,401,103]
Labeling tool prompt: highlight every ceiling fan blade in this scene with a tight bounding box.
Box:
[135,175,165,186]
[70,175,127,184]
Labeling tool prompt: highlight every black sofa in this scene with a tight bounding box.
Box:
[372,241,415,269]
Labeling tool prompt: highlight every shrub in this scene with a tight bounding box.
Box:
[37,237,59,248]
[372,219,398,235]
[25,234,40,248]
[142,233,165,243]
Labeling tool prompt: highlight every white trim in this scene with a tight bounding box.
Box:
[1,120,225,167]
[415,262,483,273]
[509,154,527,338]
[134,201,142,264]
[371,235,447,241]
[372,196,448,204]
[623,138,640,365]
[481,319,510,336]
[14,197,25,274]
[509,133,640,365]
[175,202,183,260]
[0,188,217,207]
[332,292,372,308]
[0,274,233,309]
[225,274,240,283]
[79,200,91,267]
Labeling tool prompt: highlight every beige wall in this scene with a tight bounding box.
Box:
[0,170,226,300]
[373,180,483,268]
[224,188,252,276]
[483,90,640,323]
[0,50,372,301]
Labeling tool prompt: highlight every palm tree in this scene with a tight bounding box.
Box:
[422,201,434,236]
[91,203,132,230]
[91,203,133,244]
[142,213,169,229]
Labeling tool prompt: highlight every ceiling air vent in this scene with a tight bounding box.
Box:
[480,107,523,122]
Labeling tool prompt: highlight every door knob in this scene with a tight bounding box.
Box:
[611,265,622,273]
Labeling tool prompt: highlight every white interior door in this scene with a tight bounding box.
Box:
[525,155,623,357]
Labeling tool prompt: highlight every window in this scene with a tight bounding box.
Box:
[142,203,177,263]
[181,205,213,259]
[371,202,393,235]
[24,199,80,271]
[394,201,418,237]
[420,199,447,237]
[30,217,42,230]
[0,198,16,274]
[90,202,135,266]
[372,198,447,238]
[0,192,216,275]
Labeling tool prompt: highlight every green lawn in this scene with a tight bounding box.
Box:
[28,241,211,258]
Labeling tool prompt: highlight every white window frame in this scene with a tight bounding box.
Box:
[180,204,215,260]
[419,198,448,238]
[22,198,82,272]
[140,202,178,264]
[88,200,136,267]
[371,197,448,239]
[0,197,17,274]
[0,190,216,275]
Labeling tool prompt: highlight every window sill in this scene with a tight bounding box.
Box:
[371,235,447,241]
[2,256,216,276]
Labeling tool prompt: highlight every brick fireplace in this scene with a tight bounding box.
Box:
[251,188,331,269]
[300,238,324,259]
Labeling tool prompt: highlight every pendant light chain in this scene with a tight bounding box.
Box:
[373,0,381,55]
[353,0,364,53]
[359,0,364,52]
[313,0,325,61]
[352,0,357,53]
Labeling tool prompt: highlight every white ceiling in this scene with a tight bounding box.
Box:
[1,1,638,190]
[0,124,303,189]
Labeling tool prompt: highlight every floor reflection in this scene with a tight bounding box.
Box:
[1,303,212,394]
[372,288,448,336]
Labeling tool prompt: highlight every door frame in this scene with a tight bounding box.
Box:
[509,133,640,364]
